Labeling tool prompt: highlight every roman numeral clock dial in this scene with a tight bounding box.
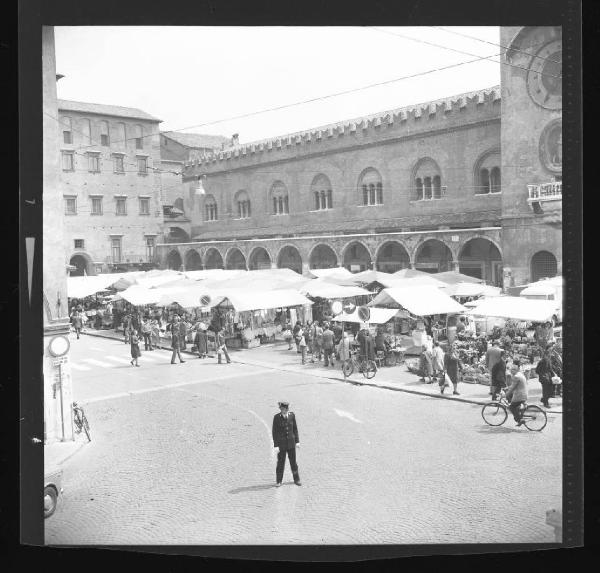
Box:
[526,39,562,110]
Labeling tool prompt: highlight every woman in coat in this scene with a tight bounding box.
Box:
[419,344,434,383]
[130,329,141,367]
[195,324,209,359]
[443,344,463,395]
[535,349,555,408]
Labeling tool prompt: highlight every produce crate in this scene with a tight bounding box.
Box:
[242,338,260,349]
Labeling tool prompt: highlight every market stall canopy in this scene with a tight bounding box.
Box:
[67,275,123,298]
[432,271,485,285]
[368,286,466,316]
[184,269,246,281]
[465,296,557,322]
[520,276,563,297]
[342,270,396,287]
[214,288,313,312]
[441,282,502,298]
[385,275,446,288]
[332,307,399,324]
[300,279,371,299]
[155,285,215,308]
[305,267,353,280]
[391,268,435,279]
[117,284,165,306]
[134,270,184,288]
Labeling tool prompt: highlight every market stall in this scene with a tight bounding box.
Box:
[299,280,371,322]
[368,286,466,354]
[210,288,314,348]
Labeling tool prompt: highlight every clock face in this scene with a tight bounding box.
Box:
[527,40,562,110]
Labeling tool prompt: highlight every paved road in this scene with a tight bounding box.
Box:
[45,335,562,545]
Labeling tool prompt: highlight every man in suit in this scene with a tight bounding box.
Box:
[486,340,503,387]
[506,360,528,426]
[169,316,186,364]
[272,401,301,487]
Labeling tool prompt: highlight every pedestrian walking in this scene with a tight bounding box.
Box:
[490,350,507,401]
[312,321,323,361]
[141,318,153,350]
[443,344,463,395]
[535,348,555,408]
[130,329,141,366]
[70,310,83,340]
[298,331,307,365]
[505,360,528,426]
[272,401,301,487]
[431,341,445,381]
[337,330,351,363]
[150,319,160,350]
[293,321,303,353]
[216,329,231,364]
[419,344,434,383]
[194,323,209,358]
[304,321,314,362]
[322,324,335,367]
[485,340,503,386]
[283,323,293,350]
[169,317,185,364]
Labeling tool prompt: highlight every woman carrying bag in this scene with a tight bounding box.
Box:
[443,343,463,395]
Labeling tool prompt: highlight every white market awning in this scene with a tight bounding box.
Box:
[432,271,485,285]
[465,296,557,322]
[67,275,121,298]
[332,307,399,324]
[215,288,313,312]
[117,285,165,306]
[368,286,465,316]
[441,282,502,298]
[300,280,371,299]
[305,267,354,280]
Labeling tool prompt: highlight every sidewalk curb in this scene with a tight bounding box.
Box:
[83,330,562,414]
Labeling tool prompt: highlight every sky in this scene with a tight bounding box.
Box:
[54,26,501,144]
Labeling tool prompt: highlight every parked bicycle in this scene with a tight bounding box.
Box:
[72,401,91,441]
[342,350,377,379]
[481,389,547,431]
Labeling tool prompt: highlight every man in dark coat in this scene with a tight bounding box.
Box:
[272,401,301,487]
[444,344,463,395]
[169,316,185,364]
[535,348,555,408]
[490,350,507,401]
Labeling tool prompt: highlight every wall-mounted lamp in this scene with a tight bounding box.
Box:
[194,175,207,196]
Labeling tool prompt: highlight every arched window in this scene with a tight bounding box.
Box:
[358,168,383,206]
[204,194,218,221]
[475,151,501,195]
[61,116,73,144]
[531,251,557,282]
[116,122,127,150]
[311,174,333,211]
[416,178,423,200]
[100,120,110,146]
[490,167,501,193]
[134,125,144,149]
[271,181,289,215]
[235,190,251,219]
[80,118,91,145]
[480,169,491,194]
[413,158,442,201]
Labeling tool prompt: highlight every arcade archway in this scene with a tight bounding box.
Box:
[248,247,272,270]
[343,241,372,273]
[167,250,183,271]
[459,237,503,285]
[277,246,303,274]
[69,254,91,276]
[376,241,410,273]
[225,248,247,270]
[309,244,338,269]
[414,239,453,273]
[204,248,224,270]
[184,249,202,271]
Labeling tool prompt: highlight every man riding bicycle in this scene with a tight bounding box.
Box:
[505,359,528,426]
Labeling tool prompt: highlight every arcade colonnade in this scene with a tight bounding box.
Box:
[157,228,511,286]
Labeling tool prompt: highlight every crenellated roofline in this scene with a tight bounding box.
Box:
[183,85,500,170]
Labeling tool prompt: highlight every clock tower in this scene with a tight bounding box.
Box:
[500,26,562,287]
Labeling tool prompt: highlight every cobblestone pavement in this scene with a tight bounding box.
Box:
[45,335,562,545]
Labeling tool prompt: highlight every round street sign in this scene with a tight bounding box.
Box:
[330,300,343,316]
[343,301,356,314]
[357,306,371,322]
[200,295,211,306]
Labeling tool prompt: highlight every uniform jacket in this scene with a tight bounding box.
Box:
[506,371,528,403]
[272,411,299,449]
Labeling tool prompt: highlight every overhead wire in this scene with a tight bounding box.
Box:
[66,50,508,153]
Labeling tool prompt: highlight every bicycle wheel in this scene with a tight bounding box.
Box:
[82,413,91,441]
[481,402,508,426]
[522,404,547,431]
[342,359,354,377]
[362,360,377,379]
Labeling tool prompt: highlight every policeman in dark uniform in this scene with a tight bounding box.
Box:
[272,401,301,487]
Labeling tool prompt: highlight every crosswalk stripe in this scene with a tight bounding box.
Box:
[70,363,92,371]
[106,355,132,364]
[82,358,113,368]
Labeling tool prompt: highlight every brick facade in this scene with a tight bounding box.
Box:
[58,103,164,274]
